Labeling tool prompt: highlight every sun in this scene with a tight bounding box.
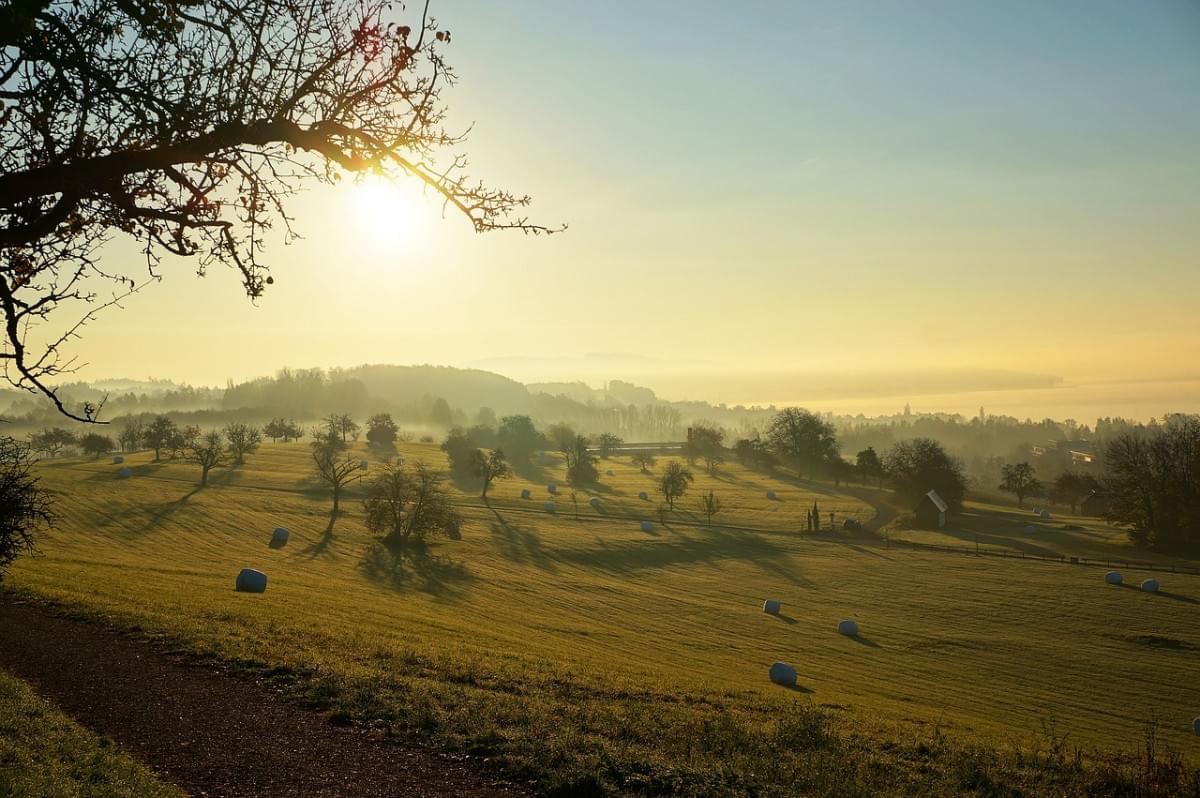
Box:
[348,176,426,248]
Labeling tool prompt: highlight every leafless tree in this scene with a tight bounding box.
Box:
[186,429,226,487]
[1,1,557,421]
[312,438,360,513]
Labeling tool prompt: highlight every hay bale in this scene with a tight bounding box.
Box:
[768,661,797,687]
[395,456,406,466]
[447,520,462,540]
[640,520,654,533]
[118,467,132,478]
[766,490,777,500]
[235,568,267,593]
[1032,508,1042,515]
[763,599,781,615]
[1193,717,1200,736]
[359,459,369,470]
[1023,524,1036,534]
[520,488,532,499]
[638,491,649,501]
[1141,578,1159,593]
[843,518,862,531]
[547,483,557,494]
[606,469,614,477]
[271,527,289,546]
[589,497,601,509]
[112,455,124,464]
[837,619,859,636]
[1104,571,1123,585]
[544,501,556,513]
[1040,510,1051,520]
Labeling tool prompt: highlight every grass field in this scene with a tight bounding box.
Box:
[0,668,182,798]
[8,442,1200,794]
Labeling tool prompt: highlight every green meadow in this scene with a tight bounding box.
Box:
[9,442,1200,794]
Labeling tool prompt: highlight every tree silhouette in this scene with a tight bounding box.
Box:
[1,1,556,421]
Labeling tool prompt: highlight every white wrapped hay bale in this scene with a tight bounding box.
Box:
[762,599,781,615]
[271,527,289,546]
[544,501,556,513]
[766,490,777,500]
[1104,571,1123,585]
[447,520,462,540]
[547,483,557,494]
[638,491,649,501]
[640,520,654,533]
[1140,578,1159,593]
[606,470,614,477]
[520,488,532,499]
[768,662,797,687]
[359,460,369,470]
[112,455,124,464]
[837,619,859,636]
[236,569,267,593]
[1040,510,1051,520]
[118,467,132,478]
[1193,717,1200,736]
[1023,524,1036,534]
[589,497,601,510]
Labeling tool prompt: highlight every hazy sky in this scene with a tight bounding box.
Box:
[69,0,1200,413]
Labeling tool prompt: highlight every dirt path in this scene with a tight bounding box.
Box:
[0,596,526,798]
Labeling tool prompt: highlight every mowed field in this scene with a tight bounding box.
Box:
[9,442,1200,790]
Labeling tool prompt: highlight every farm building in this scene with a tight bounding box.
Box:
[915,489,948,529]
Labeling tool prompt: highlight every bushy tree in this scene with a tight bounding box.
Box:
[659,461,694,510]
[1049,471,1099,515]
[766,408,839,479]
[856,446,885,487]
[687,424,725,474]
[441,428,480,480]
[497,415,542,465]
[0,437,54,581]
[734,437,777,475]
[78,432,115,458]
[998,462,1043,508]
[884,438,967,511]
[362,462,457,546]
[322,413,360,444]
[143,415,178,461]
[187,430,227,487]
[596,432,623,459]
[223,422,262,465]
[366,413,400,448]
[429,397,454,428]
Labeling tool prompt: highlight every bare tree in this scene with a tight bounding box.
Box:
[312,439,360,513]
[1,1,556,421]
[362,462,456,546]
[696,490,722,527]
[630,452,656,474]
[223,422,262,466]
[186,430,226,487]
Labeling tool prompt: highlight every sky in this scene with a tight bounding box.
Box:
[63,0,1200,418]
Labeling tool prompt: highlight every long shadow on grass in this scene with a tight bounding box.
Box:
[847,634,881,649]
[359,539,471,598]
[301,512,339,560]
[487,508,558,573]
[556,526,812,586]
[1158,591,1200,605]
